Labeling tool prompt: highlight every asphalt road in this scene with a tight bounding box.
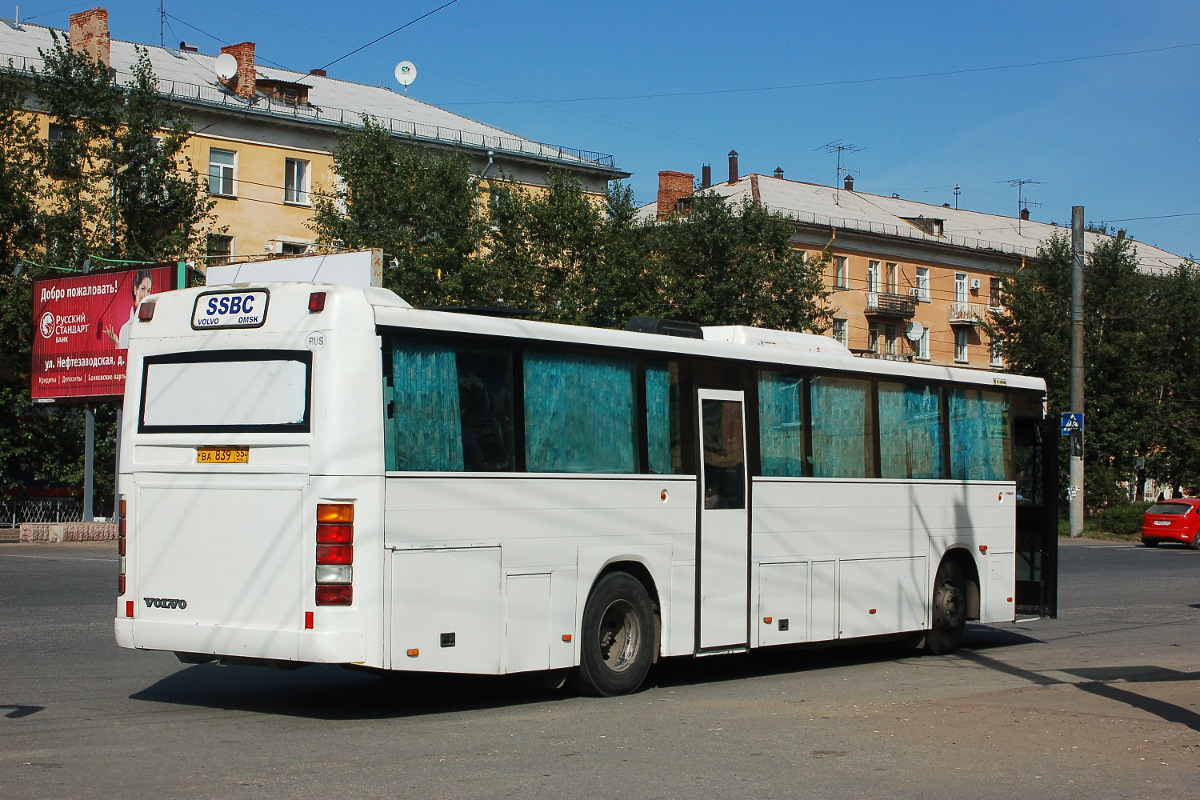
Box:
[1,538,1197,800]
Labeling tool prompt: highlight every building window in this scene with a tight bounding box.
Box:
[868,322,880,353]
[916,267,930,302]
[284,158,310,205]
[867,260,880,293]
[955,329,969,363]
[989,277,1003,310]
[916,328,930,361]
[279,242,309,256]
[832,318,847,347]
[990,339,1004,367]
[209,149,236,197]
[206,234,234,265]
[886,262,898,294]
[833,256,847,289]
[954,272,968,304]
[48,123,79,178]
[885,323,897,355]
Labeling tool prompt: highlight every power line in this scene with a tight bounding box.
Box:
[318,0,461,71]
[442,41,1200,106]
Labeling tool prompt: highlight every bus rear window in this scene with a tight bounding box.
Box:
[139,350,311,433]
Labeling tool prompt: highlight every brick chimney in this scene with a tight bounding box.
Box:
[1020,207,1030,221]
[700,164,711,189]
[220,42,258,99]
[657,171,694,220]
[843,174,854,192]
[728,150,739,183]
[69,8,110,68]
[773,167,784,179]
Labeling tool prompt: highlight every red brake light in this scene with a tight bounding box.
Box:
[138,299,155,321]
[316,523,353,544]
[308,291,327,313]
[316,544,353,565]
[316,585,352,605]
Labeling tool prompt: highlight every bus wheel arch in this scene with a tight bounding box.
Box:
[925,549,979,655]
[570,563,660,697]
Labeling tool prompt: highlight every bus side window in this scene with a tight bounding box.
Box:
[758,370,804,477]
[646,361,682,475]
[456,350,515,471]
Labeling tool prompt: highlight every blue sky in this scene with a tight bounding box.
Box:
[21,1,1200,258]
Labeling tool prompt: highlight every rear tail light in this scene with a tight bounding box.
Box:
[314,503,354,607]
[308,291,327,313]
[117,497,127,596]
[137,299,156,321]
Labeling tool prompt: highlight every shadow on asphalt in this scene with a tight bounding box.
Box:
[129,623,1045,721]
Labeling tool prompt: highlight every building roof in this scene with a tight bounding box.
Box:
[641,173,1191,275]
[0,18,625,178]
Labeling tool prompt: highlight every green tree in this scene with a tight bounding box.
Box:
[0,65,43,269]
[654,193,831,331]
[36,39,213,267]
[990,232,1199,507]
[309,118,488,307]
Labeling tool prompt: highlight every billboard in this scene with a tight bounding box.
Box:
[31,266,177,401]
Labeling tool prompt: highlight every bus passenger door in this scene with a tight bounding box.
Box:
[696,389,750,652]
[1014,417,1058,618]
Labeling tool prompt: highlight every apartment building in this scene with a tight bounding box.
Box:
[651,155,1189,369]
[0,8,627,264]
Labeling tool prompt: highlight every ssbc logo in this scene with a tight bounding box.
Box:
[39,311,54,339]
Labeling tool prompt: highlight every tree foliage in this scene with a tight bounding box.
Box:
[990,232,1200,506]
[35,39,214,267]
[309,118,489,307]
[313,124,832,333]
[0,43,214,509]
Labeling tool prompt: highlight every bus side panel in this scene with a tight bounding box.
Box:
[388,547,502,673]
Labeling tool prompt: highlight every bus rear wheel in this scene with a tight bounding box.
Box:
[925,561,966,655]
[571,572,654,697]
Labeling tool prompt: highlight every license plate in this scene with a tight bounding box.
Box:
[1153,520,1171,526]
[196,447,249,464]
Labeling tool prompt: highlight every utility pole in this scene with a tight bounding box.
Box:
[1069,206,1085,537]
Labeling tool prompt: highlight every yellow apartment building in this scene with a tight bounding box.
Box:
[2,8,627,266]
[649,157,1189,369]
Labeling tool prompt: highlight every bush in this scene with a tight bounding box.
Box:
[1096,501,1152,536]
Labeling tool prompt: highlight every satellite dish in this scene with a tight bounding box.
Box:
[214,52,238,81]
[394,60,417,87]
[905,321,925,342]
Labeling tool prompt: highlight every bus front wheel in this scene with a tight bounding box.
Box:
[571,572,655,697]
[926,560,966,655]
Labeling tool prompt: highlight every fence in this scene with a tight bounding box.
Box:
[0,499,85,527]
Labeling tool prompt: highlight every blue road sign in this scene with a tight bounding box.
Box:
[1061,412,1083,436]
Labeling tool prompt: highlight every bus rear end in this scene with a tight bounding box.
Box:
[114,282,389,669]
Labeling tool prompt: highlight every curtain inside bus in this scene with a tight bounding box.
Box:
[878,382,945,479]
[948,389,1010,481]
[810,376,874,478]
[390,343,464,471]
[524,352,636,473]
[758,371,804,477]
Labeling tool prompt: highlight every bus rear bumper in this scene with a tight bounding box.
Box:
[114,618,367,666]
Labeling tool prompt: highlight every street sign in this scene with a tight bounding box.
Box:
[1061,412,1083,436]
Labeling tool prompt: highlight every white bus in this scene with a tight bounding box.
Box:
[114,274,1057,696]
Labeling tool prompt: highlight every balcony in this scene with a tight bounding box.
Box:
[864,292,917,319]
[950,302,988,326]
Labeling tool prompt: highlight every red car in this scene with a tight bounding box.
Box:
[1141,498,1200,549]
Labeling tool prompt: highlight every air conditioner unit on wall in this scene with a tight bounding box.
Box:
[969,278,981,290]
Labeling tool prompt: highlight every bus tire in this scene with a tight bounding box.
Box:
[571,572,655,697]
[925,560,966,655]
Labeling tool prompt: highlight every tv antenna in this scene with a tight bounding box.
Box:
[818,140,863,205]
[394,61,417,94]
[1005,178,1041,233]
